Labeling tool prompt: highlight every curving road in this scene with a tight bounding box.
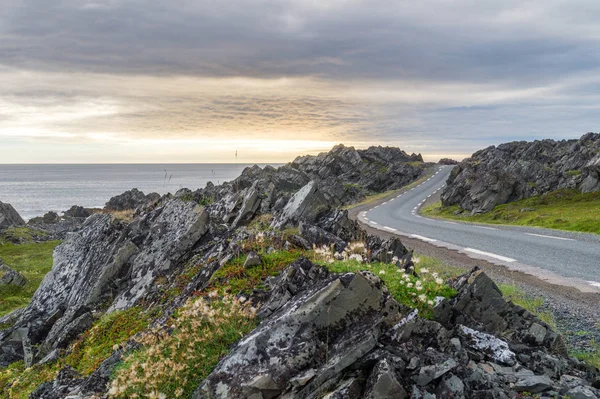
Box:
[358,165,600,293]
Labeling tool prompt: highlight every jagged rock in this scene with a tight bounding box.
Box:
[513,374,553,393]
[272,181,330,228]
[0,198,210,361]
[104,188,157,211]
[299,222,346,252]
[417,358,458,386]
[42,211,61,224]
[459,326,516,366]
[0,262,27,287]
[63,206,91,219]
[364,359,408,398]
[0,201,25,229]
[566,385,598,399]
[436,374,465,398]
[439,158,459,165]
[442,133,600,213]
[195,259,403,398]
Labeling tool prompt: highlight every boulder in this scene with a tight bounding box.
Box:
[63,206,91,219]
[0,201,25,229]
[104,188,157,211]
[0,262,27,287]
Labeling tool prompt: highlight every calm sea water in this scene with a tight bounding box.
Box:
[0,164,276,220]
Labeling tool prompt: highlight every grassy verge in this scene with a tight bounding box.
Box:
[0,240,61,317]
[498,284,556,329]
[344,167,436,210]
[421,189,600,235]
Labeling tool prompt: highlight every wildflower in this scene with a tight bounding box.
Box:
[378,270,385,275]
[428,300,434,306]
[392,256,399,263]
[432,272,439,278]
[406,283,413,288]
[419,268,429,274]
[349,254,363,262]
[416,286,423,291]
[238,296,247,303]
[208,290,218,298]
[418,294,427,302]
[413,256,421,264]
[328,258,334,264]
[435,278,444,285]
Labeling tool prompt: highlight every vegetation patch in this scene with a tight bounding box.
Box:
[0,240,61,316]
[0,307,150,399]
[422,189,600,234]
[0,227,48,245]
[109,296,257,398]
[499,284,556,329]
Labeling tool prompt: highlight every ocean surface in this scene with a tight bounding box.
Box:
[0,164,277,220]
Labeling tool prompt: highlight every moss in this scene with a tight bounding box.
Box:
[0,240,61,316]
[565,169,582,177]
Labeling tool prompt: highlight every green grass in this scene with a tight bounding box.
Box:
[421,189,600,235]
[572,340,600,369]
[0,227,48,245]
[0,240,61,317]
[498,284,556,329]
[0,307,150,399]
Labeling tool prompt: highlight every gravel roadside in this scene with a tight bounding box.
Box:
[348,177,600,353]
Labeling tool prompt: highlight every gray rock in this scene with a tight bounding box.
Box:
[105,188,156,211]
[436,374,465,399]
[459,325,516,366]
[514,374,554,393]
[364,359,408,399]
[0,201,25,229]
[417,358,458,386]
[442,133,600,213]
[0,262,27,287]
[243,251,261,268]
[272,181,330,228]
[566,385,598,399]
[527,323,547,345]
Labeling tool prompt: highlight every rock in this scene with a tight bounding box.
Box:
[566,385,598,399]
[272,181,330,228]
[417,358,458,386]
[527,323,547,345]
[459,325,516,366]
[442,133,600,213]
[364,359,408,399]
[436,374,465,398]
[0,201,25,229]
[42,211,61,224]
[0,198,210,358]
[0,262,27,287]
[439,158,460,165]
[520,207,536,212]
[514,374,554,393]
[105,188,156,211]
[195,259,403,398]
[63,206,91,219]
[243,251,261,268]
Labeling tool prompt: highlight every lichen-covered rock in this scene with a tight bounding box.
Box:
[0,262,27,287]
[104,188,159,211]
[0,198,210,362]
[0,201,25,229]
[442,133,600,213]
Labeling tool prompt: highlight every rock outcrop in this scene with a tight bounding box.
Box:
[104,188,161,212]
[442,133,600,213]
[0,261,26,287]
[0,201,25,230]
[196,265,600,399]
[0,197,210,365]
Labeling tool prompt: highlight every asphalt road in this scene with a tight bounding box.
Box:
[358,165,600,293]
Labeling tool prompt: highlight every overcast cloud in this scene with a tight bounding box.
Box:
[1,0,600,162]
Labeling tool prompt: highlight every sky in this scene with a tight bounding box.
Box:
[2,0,600,163]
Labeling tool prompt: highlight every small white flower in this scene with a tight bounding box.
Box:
[379,270,386,275]
[413,257,421,264]
[427,300,434,306]
[239,296,247,303]
[392,256,399,263]
[407,283,413,288]
[416,286,423,291]
[418,294,427,302]
[435,278,444,285]
[419,268,429,274]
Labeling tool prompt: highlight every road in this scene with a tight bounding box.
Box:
[358,165,600,293]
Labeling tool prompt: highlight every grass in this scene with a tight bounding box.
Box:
[0,240,61,317]
[498,284,556,329]
[421,188,600,235]
[572,340,600,369]
[0,307,151,399]
[344,167,436,210]
[0,227,48,245]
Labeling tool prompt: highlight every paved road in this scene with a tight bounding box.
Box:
[359,165,600,292]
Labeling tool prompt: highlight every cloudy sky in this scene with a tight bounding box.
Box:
[2,0,600,163]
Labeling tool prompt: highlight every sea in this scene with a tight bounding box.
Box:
[0,164,277,221]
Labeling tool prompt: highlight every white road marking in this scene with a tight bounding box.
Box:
[444,221,458,225]
[413,207,418,210]
[410,234,437,242]
[464,248,516,263]
[383,202,388,205]
[383,226,398,232]
[370,221,378,225]
[525,233,575,241]
[588,281,600,288]
[427,194,431,198]
[474,226,498,231]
